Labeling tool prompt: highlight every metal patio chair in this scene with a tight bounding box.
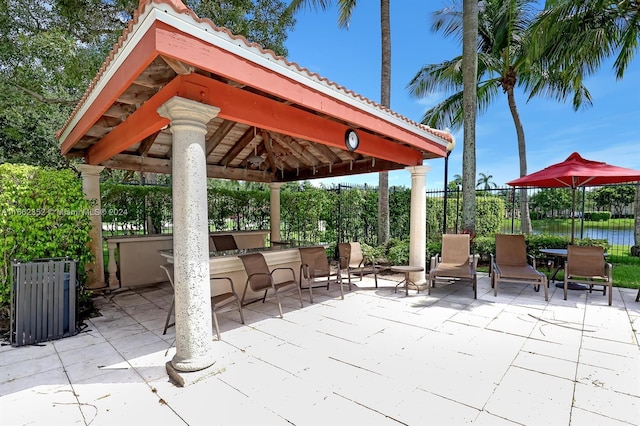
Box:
[338,242,379,288]
[299,246,345,303]
[238,252,303,318]
[160,263,245,340]
[564,245,613,305]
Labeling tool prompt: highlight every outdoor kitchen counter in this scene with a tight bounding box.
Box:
[159,242,324,301]
[105,230,269,289]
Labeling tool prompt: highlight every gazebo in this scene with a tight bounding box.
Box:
[57,0,452,383]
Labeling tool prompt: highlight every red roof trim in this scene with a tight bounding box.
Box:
[58,0,452,148]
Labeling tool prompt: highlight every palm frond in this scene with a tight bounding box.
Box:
[407,59,464,98]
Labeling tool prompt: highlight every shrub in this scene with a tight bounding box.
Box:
[387,240,409,265]
[584,211,611,221]
[0,164,93,305]
[472,236,495,263]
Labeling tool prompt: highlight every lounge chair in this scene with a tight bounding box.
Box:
[160,263,245,340]
[299,246,345,303]
[564,245,613,305]
[428,234,478,298]
[491,234,548,301]
[239,252,303,318]
[338,242,379,288]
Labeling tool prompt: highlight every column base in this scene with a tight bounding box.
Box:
[171,349,216,372]
[166,360,222,387]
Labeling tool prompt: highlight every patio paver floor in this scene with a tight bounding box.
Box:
[1,272,639,425]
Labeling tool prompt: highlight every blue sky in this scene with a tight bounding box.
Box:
[284,0,640,190]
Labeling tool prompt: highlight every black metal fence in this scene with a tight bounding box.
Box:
[101,181,639,261]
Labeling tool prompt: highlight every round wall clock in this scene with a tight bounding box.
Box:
[345,129,359,151]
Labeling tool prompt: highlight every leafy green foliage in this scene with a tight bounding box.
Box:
[0,0,293,168]
[386,239,409,265]
[584,211,611,221]
[590,185,636,217]
[101,181,172,234]
[473,233,610,265]
[530,188,573,218]
[0,164,93,304]
[189,0,295,57]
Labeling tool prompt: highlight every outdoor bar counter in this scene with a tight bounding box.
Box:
[105,230,269,289]
[159,242,321,301]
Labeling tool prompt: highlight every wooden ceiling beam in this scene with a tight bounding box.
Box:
[261,129,277,176]
[205,119,235,156]
[160,55,195,75]
[184,73,424,166]
[269,133,314,167]
[219,126,256,167]
[84,77,181,165]
[101,154,272,182]
[309,140,342,164]
[279,158,401,181]
[138,131,160,156]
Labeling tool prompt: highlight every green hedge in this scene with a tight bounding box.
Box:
[0,164,93,304]
[584,211,611,221]
[471,234,609,264]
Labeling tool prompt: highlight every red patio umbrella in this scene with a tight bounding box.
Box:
[507,152,640,243]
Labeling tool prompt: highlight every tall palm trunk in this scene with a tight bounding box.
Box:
[505,87,533,234]
[461,0,478,235]
[378,0,391,245]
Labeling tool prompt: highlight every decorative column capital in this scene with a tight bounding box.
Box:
[405,164,432,178]
[77,164,105,177]
[269,182,285,191]
[157,96,220,132]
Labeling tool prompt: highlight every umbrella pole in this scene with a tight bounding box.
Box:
[570,188,576,244]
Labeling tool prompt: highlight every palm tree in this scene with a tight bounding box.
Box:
[476,172,497,190]
[448,173,464,191]
[407,0,593,235]
[287,0,392,246]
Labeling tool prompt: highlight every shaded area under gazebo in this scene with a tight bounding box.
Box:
[57,0,452,383]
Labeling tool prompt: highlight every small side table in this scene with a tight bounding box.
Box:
[391,265,424,296]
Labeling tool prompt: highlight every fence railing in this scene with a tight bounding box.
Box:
[100,181,639,262]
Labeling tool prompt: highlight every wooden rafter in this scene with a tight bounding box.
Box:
[160,55,195,75]
[205,119,235,156]
[138,131,160,156]
[219,126,255,167]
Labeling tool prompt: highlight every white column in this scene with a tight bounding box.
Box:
[158,97,220,373]
[406,165,431,285]
[77,164,106,289]
[269,182,284,243]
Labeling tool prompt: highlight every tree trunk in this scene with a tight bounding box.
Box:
[377,0,391,245]
[144,172,159,234]
[461,0,478,235]
[506,87,533,234]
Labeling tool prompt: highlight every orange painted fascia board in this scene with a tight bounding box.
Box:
[85,78,180,165]
[154,24,443,156]
[60,23,161,154]
[184,74,423,166]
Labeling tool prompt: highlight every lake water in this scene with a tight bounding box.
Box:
[532,224,634,246]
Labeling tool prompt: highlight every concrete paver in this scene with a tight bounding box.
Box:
[1,272,639,425]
